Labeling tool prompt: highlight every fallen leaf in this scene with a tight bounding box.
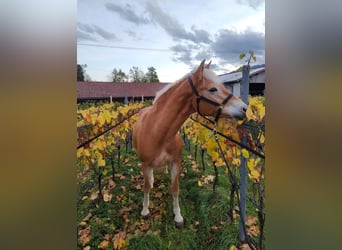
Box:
[98,239,110,249]
[240,243,252,250]
[79,221,87,226]
[78,226,91,246]
[83,246,91,250]
[245,215,257,227]
[108,179,116,189]
[154,192,162,198]
[89,192,99,200]
[211,225,220,232]
[247,225,260,237]
[152,230,161,236]
[115,173,126,180]
[82,212,92,222]
[103,191,113,202]
[140,222,150,232]
[134,229,143,237]
[112,231,127,250]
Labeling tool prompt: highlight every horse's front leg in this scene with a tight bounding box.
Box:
[141,165,153,217]
[171,160,184,228]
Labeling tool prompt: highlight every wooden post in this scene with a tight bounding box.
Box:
[239,65,249,242]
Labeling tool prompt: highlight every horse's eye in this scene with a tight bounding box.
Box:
[208,87,218,93]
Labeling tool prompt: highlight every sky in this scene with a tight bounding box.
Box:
[77,0,265,82]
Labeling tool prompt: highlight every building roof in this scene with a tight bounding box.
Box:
[77,81,168,100]
[219,64,265,83]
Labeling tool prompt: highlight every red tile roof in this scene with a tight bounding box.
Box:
[77,81,168,100]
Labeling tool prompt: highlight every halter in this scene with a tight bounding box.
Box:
[188,75,233,124]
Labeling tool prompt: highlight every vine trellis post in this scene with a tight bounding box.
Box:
[239,65,249,243]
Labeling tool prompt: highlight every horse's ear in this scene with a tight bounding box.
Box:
[194,59,206,83]
[205,60,212,69]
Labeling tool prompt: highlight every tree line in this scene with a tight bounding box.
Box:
[77,64,159,83]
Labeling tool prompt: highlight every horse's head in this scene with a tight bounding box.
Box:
[189,60,247,121]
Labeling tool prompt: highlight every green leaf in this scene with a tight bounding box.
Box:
[252,55,257,62]
[239,53,246,59]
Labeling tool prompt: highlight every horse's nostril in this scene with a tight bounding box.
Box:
[243,107,247,112]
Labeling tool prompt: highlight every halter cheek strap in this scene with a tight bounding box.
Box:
[188,76,233,124]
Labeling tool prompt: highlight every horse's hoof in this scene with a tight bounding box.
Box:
[141,213,150,219]
[175,220,184,229]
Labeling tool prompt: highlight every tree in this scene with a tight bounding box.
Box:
[112,68,128,82]
[145,66,159,82]
[128,66,146,82]
[77,64,86,81]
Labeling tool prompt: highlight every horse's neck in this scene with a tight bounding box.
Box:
[153,81,194,138]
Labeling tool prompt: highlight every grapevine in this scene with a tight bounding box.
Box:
[182,95,265,248]
[77,102,144,200]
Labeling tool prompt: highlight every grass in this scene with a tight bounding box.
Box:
[77,141,263,250]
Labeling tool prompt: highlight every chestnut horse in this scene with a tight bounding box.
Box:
[133,60,247,227]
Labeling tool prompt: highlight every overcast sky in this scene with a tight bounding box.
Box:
[77,0,265,82]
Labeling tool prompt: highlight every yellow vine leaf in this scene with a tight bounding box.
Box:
[102,169,107,176]
[77,148,84,158]
[211,151,219,162]
[102,110,112,124]
[214,158,224,167]
[247,158,260,171]
[206,139,217,155]
[84,149,91,157]
[95,152,105,167]
[249,170,260,180]
[246,107,255,121]
[241,149,250,158]
[259,133,265,143]
[97,115,105,126]
[94,140,103,150]
[259,105,265,119]
[232,157,240,166]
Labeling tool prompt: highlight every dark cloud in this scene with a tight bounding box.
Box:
[191,26,212,44]
[77,29,97,42]
[236,0,264,9]
[145,2,211,44]
[211,29,265,63]
[170,43,215,69]
[169,43,200,65]
[169,28,264,67]
[193,48,214,62]
[105,3,150,25]
[77,23,118,41]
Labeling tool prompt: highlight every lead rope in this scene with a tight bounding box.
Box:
[212,125,257,250]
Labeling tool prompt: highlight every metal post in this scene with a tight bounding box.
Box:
[239,65,249,242]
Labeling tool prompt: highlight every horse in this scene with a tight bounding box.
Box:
[132,60,247,228]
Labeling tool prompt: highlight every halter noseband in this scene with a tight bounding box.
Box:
[188,75,233,124]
